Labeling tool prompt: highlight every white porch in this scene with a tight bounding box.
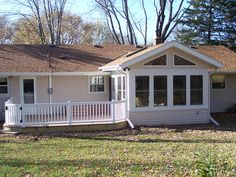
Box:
[4,100,127,127]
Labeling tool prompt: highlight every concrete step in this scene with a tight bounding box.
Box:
[0,129,20,135]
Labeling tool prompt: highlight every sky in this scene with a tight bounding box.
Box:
[0,0,188,44]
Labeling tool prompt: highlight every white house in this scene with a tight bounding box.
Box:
[1,41,236,132]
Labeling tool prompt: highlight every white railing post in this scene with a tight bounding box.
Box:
[111,100,116,123]
[4,100,10,125]
[21,104,26,127]
[67,101,72,125]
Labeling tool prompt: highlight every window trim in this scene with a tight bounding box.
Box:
[173,75,187,106]
[153,75,168,107]
[88,75,106,93]
[142,53,168,67]
[173,53,197,67]
[190,75,203,105]
[211,74,227,91]
[111,75,126,101]
[131,70,208,111]
[0,77,9,95]
[135,75,150,107]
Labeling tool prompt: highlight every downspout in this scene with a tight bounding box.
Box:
[117,66,135,129]
[208,69,219,126]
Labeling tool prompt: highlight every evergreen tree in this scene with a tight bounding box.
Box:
[176,0,236,49]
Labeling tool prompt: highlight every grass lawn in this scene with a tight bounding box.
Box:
[0,125,236,177]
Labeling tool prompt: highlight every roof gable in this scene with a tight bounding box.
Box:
[100,41,223,71]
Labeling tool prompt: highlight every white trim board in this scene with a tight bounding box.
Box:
[100,41,223,71]
[0,71,111,77]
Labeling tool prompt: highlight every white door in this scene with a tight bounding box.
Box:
[20,77,36,104]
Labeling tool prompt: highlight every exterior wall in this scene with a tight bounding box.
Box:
[126,47,212,125]
[51,76,109,103]
[0,76,20,120]
[210,74,236,113]
[36,76,49,103]
[129,109,209,125]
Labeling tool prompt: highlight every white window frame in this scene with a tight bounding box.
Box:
[129,69,208,111]
[20,77,37,104]
[111,75,126,101]
[0,77,9,95]
[173,53,197,67]
[142,53,168,68]
[211,74,227,91]
[88,76,106,93]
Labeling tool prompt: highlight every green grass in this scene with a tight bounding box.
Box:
[0,126,236,177]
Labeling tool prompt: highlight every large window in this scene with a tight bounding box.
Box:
[135,76,149,107]
[174,55,195,66]
[0,78,8,94]
[191,75,203,105]
[212,75,225,89]
[173,76,186,105]
[89,76,105,92]
[154,76,167,106]
[144,55,167,66]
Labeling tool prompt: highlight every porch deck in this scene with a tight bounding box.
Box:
[4,100,126,127]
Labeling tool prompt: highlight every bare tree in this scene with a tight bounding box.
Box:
[95,0,147,45]
[0,16,13,44]
[95,0,188,45]
[14,0,67,44]
[154,0,188,44]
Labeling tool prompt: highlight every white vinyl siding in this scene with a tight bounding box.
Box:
[129,109,209,125]
[210,74,236,113]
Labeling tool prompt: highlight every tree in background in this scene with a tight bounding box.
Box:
[176,0,236,49]
[11,13,114,45]
[0,16,13,44]
[95,0,188,45]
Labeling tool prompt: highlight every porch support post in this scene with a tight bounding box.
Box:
[49,74,52,104]
[111,100,116,123]
[67,101,72,125]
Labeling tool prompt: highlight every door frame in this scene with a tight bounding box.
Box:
[20,76,37,104]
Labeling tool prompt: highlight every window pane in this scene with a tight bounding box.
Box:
[112,78,115,100]
[90,76,105,92]
[212,75,225,89]
[173,76,186,105]
[154,76,167,106]
[144,55,167,65]
[191,75,203,105]
[174,55,195,66]
[0,86,7,94]
[0,78,7,85]
[136,76,149,107]
[122,76,125,99]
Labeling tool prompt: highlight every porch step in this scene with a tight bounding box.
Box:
[0,129,20,135]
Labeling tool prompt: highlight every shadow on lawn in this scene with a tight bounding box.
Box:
[0,158,159,172]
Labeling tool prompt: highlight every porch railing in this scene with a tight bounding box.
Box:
[5,100,126,127]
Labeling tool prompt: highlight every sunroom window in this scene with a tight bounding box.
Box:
[89,76,105,92]
[112,76,125,101]
[174,55,195,66]
[212,75,225,89]
[144,55,167,66]
[154,76,167,106]
[135,76,149,107]
[173,76,186,105]
[0,78,8,94]
[191,75,203,105]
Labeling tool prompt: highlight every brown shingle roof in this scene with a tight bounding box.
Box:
[0,44,138,72]
[193,45,236,71]
[0,44,235,73]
